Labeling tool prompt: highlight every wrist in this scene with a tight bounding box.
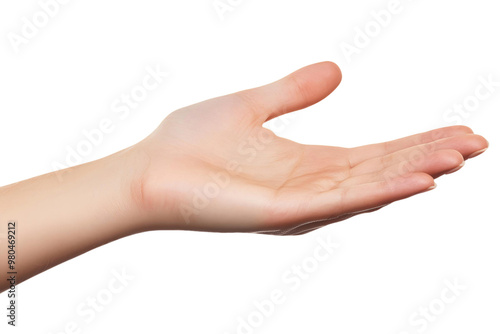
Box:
[89,145,152,234]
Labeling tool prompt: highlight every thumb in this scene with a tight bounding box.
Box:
[238,61,342,122]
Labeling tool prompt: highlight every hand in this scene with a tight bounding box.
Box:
[129,62,489,235]
[0,61,488,291]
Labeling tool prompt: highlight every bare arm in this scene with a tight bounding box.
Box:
[0,148,145,292]
[0,62,489,292]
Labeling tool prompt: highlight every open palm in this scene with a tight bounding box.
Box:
[133,62,488,235]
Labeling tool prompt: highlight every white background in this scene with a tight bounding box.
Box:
[1,0,499,333]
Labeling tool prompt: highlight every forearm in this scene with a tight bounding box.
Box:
[0,147,144,292]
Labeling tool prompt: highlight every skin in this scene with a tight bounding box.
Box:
[0,62,489,292]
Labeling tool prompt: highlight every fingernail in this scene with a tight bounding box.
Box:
[468,148,488,159]
[445,161,465,174]
[425,183,437,191]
